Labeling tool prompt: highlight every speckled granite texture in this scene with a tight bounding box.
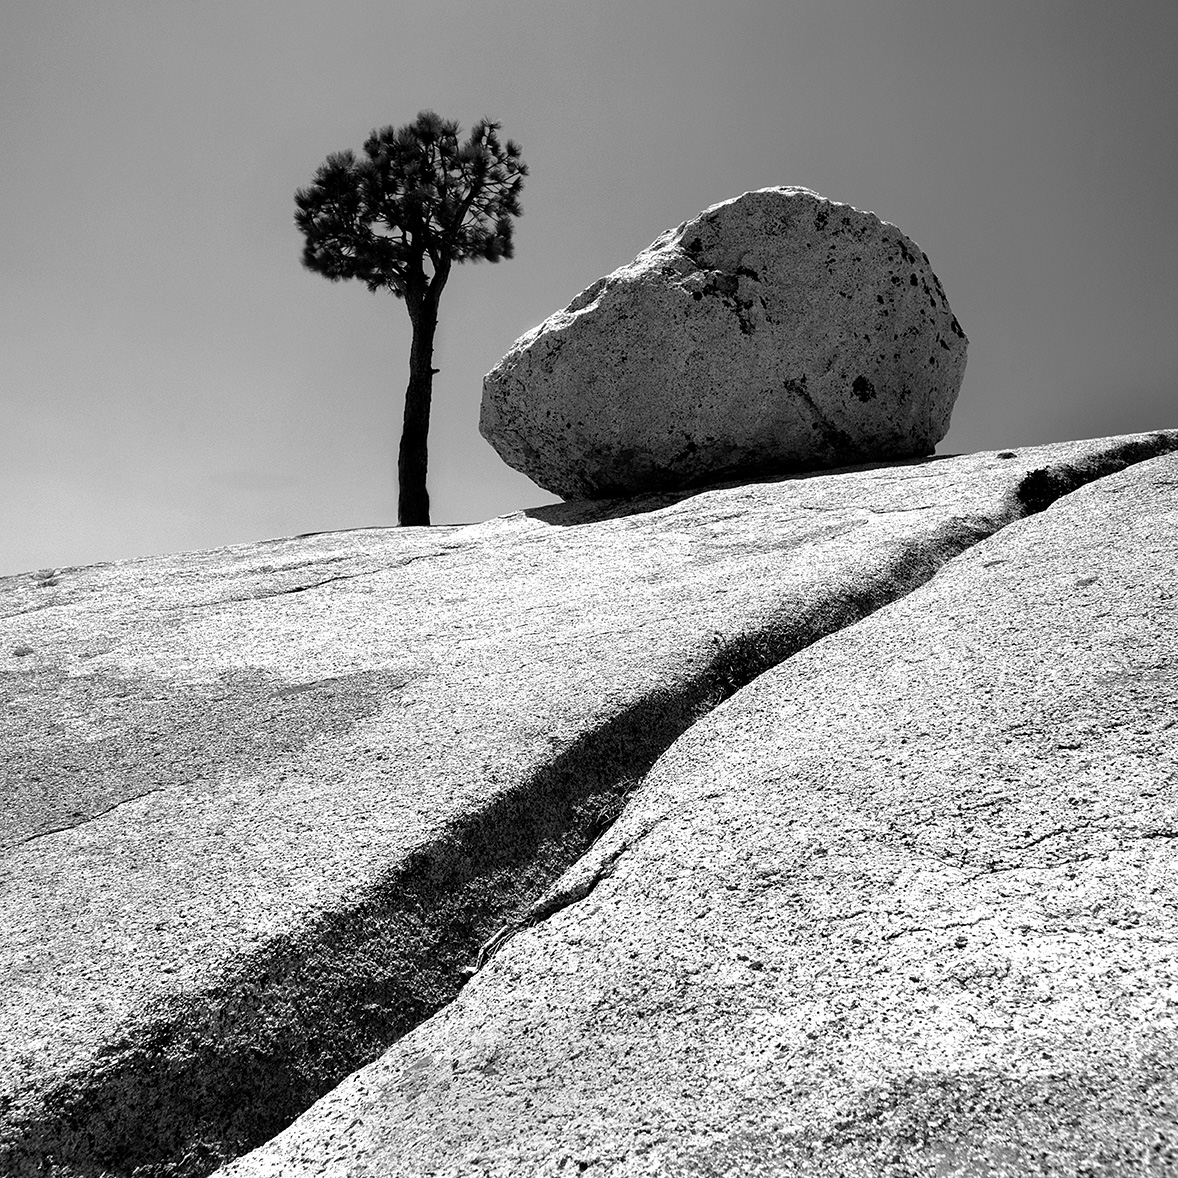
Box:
[2,431,1175,1176]
[481,187,966,498]
[220,448,1178,1178]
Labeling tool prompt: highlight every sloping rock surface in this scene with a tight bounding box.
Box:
[219,448,1178,1178]
[1,432,1175,1177]
[481,187,967,499]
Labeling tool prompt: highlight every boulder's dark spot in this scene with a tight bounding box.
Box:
[814,211,828,230]
[851,376,876,402]
[909,274,917,286]
[692,271,757,333]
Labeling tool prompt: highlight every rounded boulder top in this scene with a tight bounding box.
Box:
[480,187,968,500]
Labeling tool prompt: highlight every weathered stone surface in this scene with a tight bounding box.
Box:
[481,187,967,499]
[218,449,1178,1178]
[1,432,1175,1177]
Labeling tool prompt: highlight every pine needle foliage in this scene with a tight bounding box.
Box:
[295,111,528,525]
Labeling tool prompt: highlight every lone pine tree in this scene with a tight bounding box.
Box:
[295,111,527,525]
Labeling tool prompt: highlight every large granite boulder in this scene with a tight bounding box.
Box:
[481,187,968,499]
[221,444,1178,1177]
[1,431,1175,1177]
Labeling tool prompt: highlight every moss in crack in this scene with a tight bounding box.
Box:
[1015,434,1178,516]
[1017,467,1073,516]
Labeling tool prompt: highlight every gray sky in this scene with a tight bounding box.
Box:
[2,0,1176,576]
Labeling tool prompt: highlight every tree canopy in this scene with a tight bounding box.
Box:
[295,110,527,307]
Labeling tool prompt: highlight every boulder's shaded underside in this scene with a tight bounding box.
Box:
[2,431,1176,1177]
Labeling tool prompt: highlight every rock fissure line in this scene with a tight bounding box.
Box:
[255,573,369,598]
[966,854,1099,880]
[1012,825,1086,851]
[882,917,990,943]
[1,600,70,621]
[217,568,388,605]
[474,817,664,969]
[2,787,164,851]
[198,551,455,607]
[1,565,395,621]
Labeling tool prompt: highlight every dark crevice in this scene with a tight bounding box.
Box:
[470,534,989,966]
[1014,433,1176,515]
[7,434,1178,1178]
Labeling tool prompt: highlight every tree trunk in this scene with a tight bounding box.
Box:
[398,303,438,526]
